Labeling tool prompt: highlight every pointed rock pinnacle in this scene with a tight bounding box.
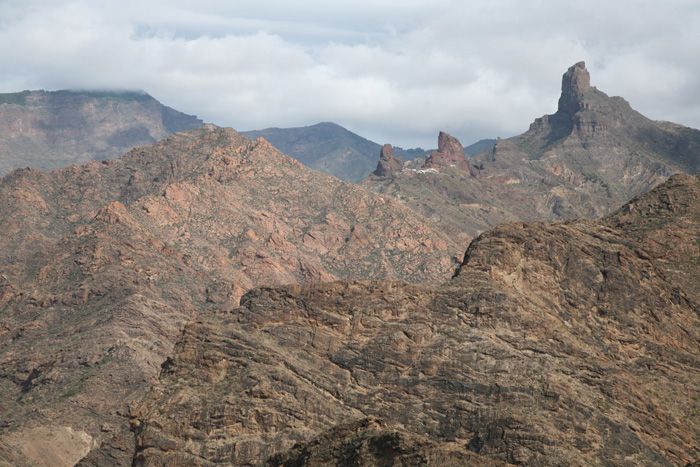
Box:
[373,144,403,177]
[558,61,591,115]
[423,132,480,177]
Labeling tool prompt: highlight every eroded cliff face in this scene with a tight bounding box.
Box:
[557,60,591,115]
[0,90,204,176]
[605,173,700,304]
[268,417,505,467]
[131,176,700,466]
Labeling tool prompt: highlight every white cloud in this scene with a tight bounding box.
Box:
[1,0,699,148]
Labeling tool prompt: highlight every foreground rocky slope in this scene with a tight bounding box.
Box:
[362,62,700,238]
[0,90,204,176]
[132,174,700,466]
[605,173,700,305]
[0,126,459,466]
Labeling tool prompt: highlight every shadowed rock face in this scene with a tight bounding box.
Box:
[268,417,506,467]
[131,176,700,466]
[372,144,403,177]
[0,126,461,466]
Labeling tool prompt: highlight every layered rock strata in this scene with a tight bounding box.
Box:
[0,90,203,176]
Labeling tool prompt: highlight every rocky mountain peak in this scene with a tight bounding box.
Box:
[563,61,591,94]
[437,131,462,156]
[380,143,394,159]
[423,132,479,177]
[557,61,592,115]
[372,143,403,177]
[92,201,131,225]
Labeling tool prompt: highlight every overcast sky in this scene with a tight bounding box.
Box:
[1,0,699,148]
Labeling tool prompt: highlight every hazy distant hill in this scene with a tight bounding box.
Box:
[241,122,380,182]
[464,138,497,156]
[0,90,204,175]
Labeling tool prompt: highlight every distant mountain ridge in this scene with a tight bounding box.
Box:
[0,89,204,175]
[463,138,497,156]
[0,89,492,184]
[242,122,380,182]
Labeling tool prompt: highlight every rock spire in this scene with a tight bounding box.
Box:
[557,61,591,115]
[423,132,480,177]
[372,144,403,177]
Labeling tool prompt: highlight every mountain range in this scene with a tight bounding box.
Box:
[131,173,700,466]
[0,90,490,185]
[0,62,699,466]
[0,125,459,466]
[362,61,700,238]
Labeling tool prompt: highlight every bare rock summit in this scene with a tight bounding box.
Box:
[423,131,479,176]
[372,143,403,177]
[363,61,700,240]
[131,175,700,466]
[558,61,591,114]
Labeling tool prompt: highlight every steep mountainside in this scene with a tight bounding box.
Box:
[605,173,700,303]
[0,90,203,176]
[132,175,700,466]
[0,126,460,466]
[362,62,700,238]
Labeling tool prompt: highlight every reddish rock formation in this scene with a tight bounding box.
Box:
[372,143,403,177]
[422,131,480,177]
